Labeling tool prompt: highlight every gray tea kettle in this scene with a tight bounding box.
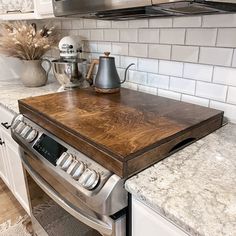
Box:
[94,52,134,93]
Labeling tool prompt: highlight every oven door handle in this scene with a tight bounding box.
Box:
[23,159,113,236]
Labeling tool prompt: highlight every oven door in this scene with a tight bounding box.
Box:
[21,151,126,236]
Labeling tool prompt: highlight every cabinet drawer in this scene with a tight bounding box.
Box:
[0,106,15,135]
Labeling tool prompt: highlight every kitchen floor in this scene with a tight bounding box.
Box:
[0,178,26,225]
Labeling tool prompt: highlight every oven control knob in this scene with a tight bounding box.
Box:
[11,114,24,130]
[61,154,74,171]
[25,129,38,143]
[70,161,85,180]
[20,125,32,138]
[78,169,100,190]
[14,121,26,134]
[56,152,70,167]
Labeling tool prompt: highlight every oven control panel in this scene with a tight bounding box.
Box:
[11,114,110,192]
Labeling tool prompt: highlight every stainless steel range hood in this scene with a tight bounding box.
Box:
[53,0,236,20]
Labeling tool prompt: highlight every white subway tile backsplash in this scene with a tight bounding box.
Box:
[232,50,236,67]
[138,58,158,73]
[97,20,112,28]
[171,46,199,63]
[61,20,72,30]
[227,87,236,105]
[84,42,97,53]
[199,47,233,66]
[121,81,138,91]
[181,94,209,107]
[213,67,236,86]
[138,85,158,95]
[112,43,129,55]
[159,61,183,77]
[217,28,236,48]
[78,30,90,40]
[129,19,149,28]
[186,29,217,46]
[112,21,129,28]
[173,16,202,28]
[210,101,236,123]
[128,70,148,84]
[83,19,96,28]
[90,30,104,41]
[158,89,181,101]
[138,29,159,43]
[120,29,138,42]
[149,18,172,28]
[202,14,236,28]
[183,63,213,82]
[72,19,83,29]
[129,43,148,57]
[97,42,112,53]
[160,29,185,45]
[196,82,227,102]
[170,77,196,95]
[104,29,119,42]
[147,73,169,89]
[148,44,171,60]
[120,56,138,70]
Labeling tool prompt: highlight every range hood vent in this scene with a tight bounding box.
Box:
[53,0,236,20]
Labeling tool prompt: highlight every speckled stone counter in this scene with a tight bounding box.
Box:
[0,77,60,113]
[125,124,236,236]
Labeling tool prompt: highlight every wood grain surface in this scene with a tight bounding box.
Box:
[19,88,223,178]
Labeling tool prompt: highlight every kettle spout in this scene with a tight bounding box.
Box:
[120,63,135,84]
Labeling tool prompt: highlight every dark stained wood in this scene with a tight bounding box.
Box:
[18,88,223,178]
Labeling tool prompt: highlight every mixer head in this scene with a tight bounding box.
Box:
[59,36,81,59]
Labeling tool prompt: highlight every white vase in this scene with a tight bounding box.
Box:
[21,59,51,87]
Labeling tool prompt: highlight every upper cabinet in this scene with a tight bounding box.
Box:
[0,0,54,20]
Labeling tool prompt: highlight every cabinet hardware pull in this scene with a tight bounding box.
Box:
[0,138,5,145]
[1,122,11,129]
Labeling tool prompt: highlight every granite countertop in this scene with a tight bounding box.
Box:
[125,123,236,236]
[0,77,60,113]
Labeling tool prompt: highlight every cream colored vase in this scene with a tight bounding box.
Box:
[21,59,51,87]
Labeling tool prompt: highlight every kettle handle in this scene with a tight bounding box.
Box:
[120,63,135,84]
[86,59,99,85]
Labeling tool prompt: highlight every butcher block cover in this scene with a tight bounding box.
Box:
[19,88,223,178]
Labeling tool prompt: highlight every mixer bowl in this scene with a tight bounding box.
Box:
[52,59,87,88]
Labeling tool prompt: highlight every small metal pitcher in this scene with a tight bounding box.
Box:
[94,52,134,93]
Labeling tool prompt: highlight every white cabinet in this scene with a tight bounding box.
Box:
[0,0,54,20]
[132,198,188,236]
[0,106,29,214]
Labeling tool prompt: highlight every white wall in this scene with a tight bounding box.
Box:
[0,55,23,80]
[47,15,236,123]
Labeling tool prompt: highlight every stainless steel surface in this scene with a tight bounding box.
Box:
[52,59,88,89]
[52,0,236,20]
[94,53,134,90]
[11,113,127,236]
[22,157,113,236]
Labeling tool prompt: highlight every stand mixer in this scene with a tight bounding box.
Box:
[52,36,96,91]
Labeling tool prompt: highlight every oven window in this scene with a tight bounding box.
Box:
[27,174,102,236]
[33,134,67,166]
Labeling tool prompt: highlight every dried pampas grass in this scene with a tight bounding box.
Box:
[0,21,59,60]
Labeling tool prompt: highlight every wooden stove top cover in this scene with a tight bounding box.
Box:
[19,88,222,160]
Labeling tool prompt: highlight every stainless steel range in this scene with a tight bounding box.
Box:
[11,114,127,236]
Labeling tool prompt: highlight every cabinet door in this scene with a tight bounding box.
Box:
[34,0,53,15]
[2,128,30,214]
[132,198,188,236]
[0,129,8,184]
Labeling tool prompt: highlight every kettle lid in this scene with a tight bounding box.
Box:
[100,52,114,59]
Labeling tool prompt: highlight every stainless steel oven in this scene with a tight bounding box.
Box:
[11,114,127,236]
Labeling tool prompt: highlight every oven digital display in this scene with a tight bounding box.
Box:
[33,134,67,166]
